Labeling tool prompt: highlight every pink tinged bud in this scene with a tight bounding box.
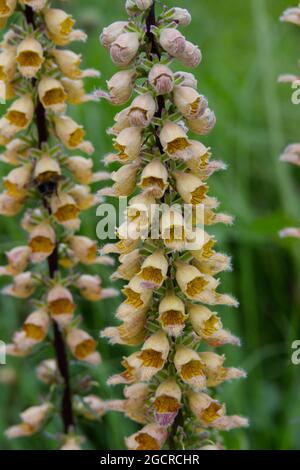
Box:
[280,7,300,26]
[76,274,102,301]
[0,192,24,216]
[2,246,31,276]
[36,359,58,385]
[279,228,300,239]
[167,7,192,26]
[127,93,156,127]
[159,28,186,57]
[106,69,136,105]
[149,64,174,95]
[100,21,129,48]
[187,108,216,135]
[176,41,202,68]
[174,71,198,89]
[135,0,153,10]
[2,271,37,298]
[280,143,300,166]
[60,436,82,451]
[110,32,140,67]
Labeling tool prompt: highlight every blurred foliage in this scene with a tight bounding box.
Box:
[0,0,300,450]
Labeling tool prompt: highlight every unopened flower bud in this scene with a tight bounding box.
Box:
[166,7,191,26]
[100,21,129,48]
[159,28,186,57]
[186,108,216,135]
[149,64,174,95]
[127,93,156,127]
[177,41,202,68]
[106,69,136,105]
[174,71,198,89]
[110,32,140,67]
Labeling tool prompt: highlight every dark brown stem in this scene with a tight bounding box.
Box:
[25,5,74,434]
[146,1,181,449]
[146,2,164,152]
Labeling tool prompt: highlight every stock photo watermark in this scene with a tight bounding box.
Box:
[291,80,300,105]
[291,340,300,365]
[95,198,205,249]
[0,340,6,365]
[0,81,6,105]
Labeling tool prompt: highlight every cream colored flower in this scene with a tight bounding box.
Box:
[38,76,67,113]
[0,45,16,82]
[0,192,24,216]
[174,346,206,389]
[3,271,37,298]
[61,78,95,105]
[137,250,168,289]
[122,275,153,311]
[0,94,34,138]
[33,153,61,185]
[175,260,219,302]
[153,378,182,427]
[173,170,208,204]
[28,221,56,263]
[16,36,44,78]
[51,49,99,79]
[67,328,101,365]
[47,285,75,326]
[188,391,225,427]
[22,310,50,347]
[54,115,93,153]
[114,126,142,162]
[3,163,32,200]
[5,403,52,439]
[111,249,142,281]
[139,158,168,198]
[158,291,186,337]
[50,192,80,227]
[43,8,86,45]
[173,86,207,119]
[160,121,192,160]
[126,423,168,450]
[0,246,31,276]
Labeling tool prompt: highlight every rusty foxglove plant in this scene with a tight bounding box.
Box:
[99,0,248,451]
[0,0,117,449]
[279,2,300,240]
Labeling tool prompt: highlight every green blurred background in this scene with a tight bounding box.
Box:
[1,0,300,450]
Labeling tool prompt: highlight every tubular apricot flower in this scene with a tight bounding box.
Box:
[100,0,247,450]
[1,0,117,449]
[279,4,300,239]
